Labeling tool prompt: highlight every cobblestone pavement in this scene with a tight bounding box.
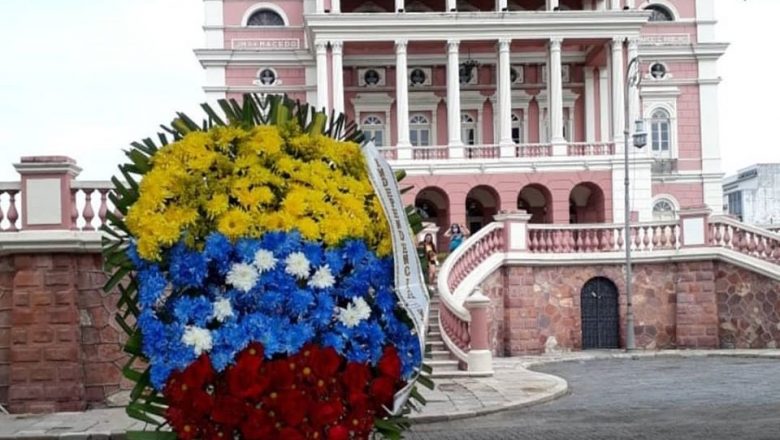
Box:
[409,356,780,440]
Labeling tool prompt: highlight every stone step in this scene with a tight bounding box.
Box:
[427,331,442,338]
[430,350,452,361]
[428,340,446,350]
[427,360,460,372]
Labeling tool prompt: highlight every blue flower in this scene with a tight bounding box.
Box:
[287,289,314,318]
[172,295,213,326]
[320,331,346,352]
[301,243,324,267]
[204,233,233,274]
[374,287,396,314]
[168,244,208,288]
[283,322,314,354]
[342,240,368,265]
[125,242,148,268]
[210,322,250,371]
[137,266,167,308]
[310,294,335,328]
[234,238,262,264]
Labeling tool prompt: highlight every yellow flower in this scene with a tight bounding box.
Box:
[217,208,252,239]
[296,216,320,240]
[204,193,229,218]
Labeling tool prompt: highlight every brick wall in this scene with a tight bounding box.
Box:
[4,253,128,413]
[482,259,779,356]
[0,257,12,407]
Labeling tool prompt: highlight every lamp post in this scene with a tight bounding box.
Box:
[623,55,647,351]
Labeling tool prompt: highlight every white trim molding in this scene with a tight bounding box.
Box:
[242,3,291,26]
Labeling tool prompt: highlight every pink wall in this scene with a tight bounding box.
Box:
[652,182,704,209]
[225,66,306,87]
[224,1,305,26]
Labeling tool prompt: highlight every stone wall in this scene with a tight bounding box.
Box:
[481,259,778,356]
[3,253,128,413]
[716,262,780,348]
[0,257,12,407]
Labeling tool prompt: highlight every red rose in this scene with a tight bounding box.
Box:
[342,363,371,393]
[327,425,350,440]
[311,399,344,427]
[313,346,342,378]
[185,354,216,389]
[240,409,276,440]
[377,346,402,381]
[188,388,215,418]
[211,395,246,428]
[278,427,306,440]
[369,377,395,407]
[347,391,369,413]
[227,354,270,399]
[278,390,309,426]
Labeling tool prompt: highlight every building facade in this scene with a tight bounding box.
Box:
[196,0,726,247]
[723,163,780,226]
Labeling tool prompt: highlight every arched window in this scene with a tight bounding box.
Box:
[361,116,385,146]
[461,113,476,146]
[247,9,285,26]
[511,113,523,144]
[645,4,674,22]
[652,198,677,221]
[650,109,671,153]
[409,114,431,146]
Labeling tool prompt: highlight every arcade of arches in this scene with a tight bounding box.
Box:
[411,179,610,246]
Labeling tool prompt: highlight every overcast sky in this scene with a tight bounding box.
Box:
[0,0,778,181]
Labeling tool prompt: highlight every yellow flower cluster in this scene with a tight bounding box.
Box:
[125,124,392,260]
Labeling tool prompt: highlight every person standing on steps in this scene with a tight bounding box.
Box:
[420,233,438,286]
[444,223,469,252]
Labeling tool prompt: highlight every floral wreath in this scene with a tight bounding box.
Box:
[103,95,432,440]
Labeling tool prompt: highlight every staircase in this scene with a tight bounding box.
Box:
[426,293,462,377]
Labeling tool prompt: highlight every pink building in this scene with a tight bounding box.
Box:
[196,0,726,248]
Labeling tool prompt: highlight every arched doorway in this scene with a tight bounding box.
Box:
[517,184,552,224]
[580,277,619,349]
[465,186,500,233]
[415,187,449,245]
[569,182,605,224]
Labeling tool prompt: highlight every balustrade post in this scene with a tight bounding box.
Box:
[14,156,81,230]
[493,210,532,252]
[464,288,493,375]
[679,207,712,248]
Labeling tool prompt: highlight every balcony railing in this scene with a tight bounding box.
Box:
[376,141,616,161]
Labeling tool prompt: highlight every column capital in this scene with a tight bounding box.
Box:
[447,39,460,52]
[626,37,640,48]
[611,36,627,46]
[549,37,563,47]
[498,38,511,49]
[330,40,343,52]
[314,40,328,52]
[395,39,408,51]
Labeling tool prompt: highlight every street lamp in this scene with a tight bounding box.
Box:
[624,56,646,351]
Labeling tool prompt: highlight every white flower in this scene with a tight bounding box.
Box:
[226,263,259,293]
[308,265,335,289]
[181,326,213,355]
[253,249,277,273]
[285,252,311,280]
[212,298,234,322]
[337,297,372,328]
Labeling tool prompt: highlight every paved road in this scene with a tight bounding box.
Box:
[409,357,780,440]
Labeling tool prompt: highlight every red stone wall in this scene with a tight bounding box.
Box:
[484,260,737,356]
[4,253,128,413]
[716,262,780,349]
[0,257,12,407]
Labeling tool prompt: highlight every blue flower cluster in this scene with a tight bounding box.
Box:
[130,231,422,389]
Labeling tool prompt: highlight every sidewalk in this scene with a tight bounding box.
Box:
[2,349,779,439]
[0,359,566,439]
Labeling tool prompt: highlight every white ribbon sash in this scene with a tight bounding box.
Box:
[361,141,429,415]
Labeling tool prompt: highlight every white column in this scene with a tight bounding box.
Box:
[596,0,606,10]
[447,0,456,11]
[203,0,224,49]
[548,38,565,149]
[498,39,513,154]
[610,0,621,9]
[331,41,344,116]
[395,0,405,12]
[626,0,635,8]
[546,0,559,9]
[584,67,596,143]
[696,0,716,42]
[331,0,341,12]
[611,37,625,148]
[315,41,329,113]
[395,40,411,159]
[316,0,324,13]
[496,0,507,12]
[627,38,640,130]
[446,40,463,157]
[599,66,610,142]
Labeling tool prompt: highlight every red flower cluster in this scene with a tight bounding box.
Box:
[163,343,403,440]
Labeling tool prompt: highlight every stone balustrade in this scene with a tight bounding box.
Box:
[527,221,680,253]
[375,141,616,162]
[709,216,780,265]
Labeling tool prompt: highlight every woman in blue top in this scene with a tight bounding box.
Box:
[445,223,470,252]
